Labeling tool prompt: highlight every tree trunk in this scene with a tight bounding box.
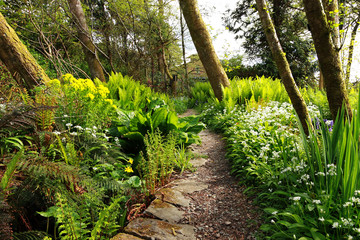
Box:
[67,0,106,82]
[345,22,359,85]
[180,8,188,92]
[303,0,352,119]
[179,0,230,101]
[256,0,312,134]
[322,0,341,50]
[319,71,324,90]
[0,12,50,90]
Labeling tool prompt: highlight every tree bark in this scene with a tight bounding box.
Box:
[256,0,312,134]
[0,13,50,90]
[303,0,352,119]
[67,0,106,82]
[322,0,341,50]
[0,12,50,90]
[180,8,188,93]
[345,21,359,85]
[179,0,230,101]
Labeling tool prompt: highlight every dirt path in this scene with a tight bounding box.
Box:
[183,128,261,239]
[113,109,261,240]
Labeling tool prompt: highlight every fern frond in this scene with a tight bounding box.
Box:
[13,231,50,240]
[0,105,57,132]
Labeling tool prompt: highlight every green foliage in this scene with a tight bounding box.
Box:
[38,192,128,240]
[202,80,360,238]
[48,74,117,129]
[109,98,204,155]
[224,0,317,86]
[174,144,194,174]
[172,96,189,114]
[107,72,174,111]
[189,76,290,110]
[1,149,24,191]
[13,231,51,240]
[138,130,177,194]
[188,81,214,108]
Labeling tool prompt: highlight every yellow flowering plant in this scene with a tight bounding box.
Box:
[49,74,117,128]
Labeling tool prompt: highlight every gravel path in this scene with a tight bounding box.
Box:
[178,109,262,239]
[114,109,262,240]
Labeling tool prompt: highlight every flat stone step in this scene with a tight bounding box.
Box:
[111,233,145,240]
[171,178,208,194]
[155,188,191,207]
[144,199,185,223]
[125,217,196,240]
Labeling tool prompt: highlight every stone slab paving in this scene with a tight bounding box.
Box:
[110,233,144,240]
[112,117,209,240]
[154,188,191,207]
[190,157,208,168]
[125,217,196,240]
[144,199,185,223]
[170,178,208,194]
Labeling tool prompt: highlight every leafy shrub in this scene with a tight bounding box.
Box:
[173,96,189,114]
[189,76,290,110]
[109,98,205,156]
[107,72,174,111]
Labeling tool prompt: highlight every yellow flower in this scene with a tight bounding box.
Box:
[86,93,95,100]
[97,85,110,98]
[125,166,134,173]
[104,99,113,105]
[62,73,75,84]
[47,79,61,90]
[128,158,133,164]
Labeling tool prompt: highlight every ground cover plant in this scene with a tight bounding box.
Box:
[198,77,360,239]
[0,72,201,239]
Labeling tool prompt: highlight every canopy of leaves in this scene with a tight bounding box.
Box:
[223,0,317,87]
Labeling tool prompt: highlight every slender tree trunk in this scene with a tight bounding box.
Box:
[0,12,50,90]
[322,0,341,50]
[256,0,312,134]
[345,22,359,85]
[303,0,352,119]
[319,71,324,90]
[179,0,230,101]
[180,7,188,93]
[67,0,106,82]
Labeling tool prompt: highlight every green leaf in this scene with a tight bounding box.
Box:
[152,108,168,129]
[166,111,179,129]
[310,228,326,240]
[1,149,24,191]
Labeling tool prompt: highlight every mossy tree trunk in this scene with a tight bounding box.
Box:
[256,0,312,134]
[67,0,106,82]
[180,8,188,93]
[345,21,359,85]
[303,0,352,119]
[179,0,230,101]
[0,12,50,90]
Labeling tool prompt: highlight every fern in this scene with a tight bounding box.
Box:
[34,90,57,131]
[90,196,126,239]
[13,231,50,240]
[0,105,57,132]
[1,149,24,191]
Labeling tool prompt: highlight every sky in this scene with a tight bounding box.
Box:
[181,0,243,59]
[181,0,360,82]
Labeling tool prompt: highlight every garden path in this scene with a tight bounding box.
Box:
[112,109,261,240]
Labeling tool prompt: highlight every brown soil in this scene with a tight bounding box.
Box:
[177,110,262,240]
